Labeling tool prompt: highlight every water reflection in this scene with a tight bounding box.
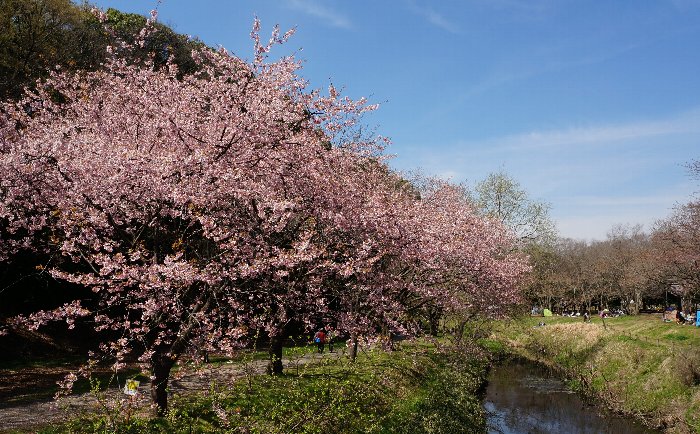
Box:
[484,359,659,434]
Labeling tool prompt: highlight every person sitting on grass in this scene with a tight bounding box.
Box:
[676,310,686,324]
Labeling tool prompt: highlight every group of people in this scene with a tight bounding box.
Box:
[662,307,697,325]
[313,328,334,353]
[675,310,696,325]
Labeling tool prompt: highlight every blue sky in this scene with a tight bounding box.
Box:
[90,0,700,241]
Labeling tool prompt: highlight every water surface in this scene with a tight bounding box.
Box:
[484,359,659,434]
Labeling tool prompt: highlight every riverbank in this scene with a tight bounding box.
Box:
[6,341,488,433]
[489,314,700,433]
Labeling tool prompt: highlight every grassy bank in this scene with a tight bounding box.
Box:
[33,341,487,434]
[490,314,700,433]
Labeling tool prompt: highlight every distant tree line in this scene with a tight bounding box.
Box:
[522,165,700,315]
[467,169,700,316]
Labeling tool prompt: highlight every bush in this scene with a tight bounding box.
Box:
[675,350,700,387]
[382,352,487,434]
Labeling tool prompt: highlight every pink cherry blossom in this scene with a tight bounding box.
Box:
[0,18,527,413]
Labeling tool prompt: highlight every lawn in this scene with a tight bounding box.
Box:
[13,340,489,434]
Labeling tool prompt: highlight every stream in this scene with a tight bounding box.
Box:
[484,359,660,434]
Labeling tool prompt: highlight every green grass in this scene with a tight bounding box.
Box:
[491,313,700,433]
[33,340,488,434]
[0,342,326,409]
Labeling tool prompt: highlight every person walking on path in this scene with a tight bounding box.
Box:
[327,329,334,353]
[313,329,326,353]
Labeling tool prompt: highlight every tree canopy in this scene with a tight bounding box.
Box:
[0,0,205,101]
[471,171,556,247]
[0,12,527,412]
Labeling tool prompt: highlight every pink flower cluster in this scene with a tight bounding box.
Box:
[0,18,528,398]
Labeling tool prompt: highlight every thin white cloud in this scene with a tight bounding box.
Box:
[483,107,700,152]
[417,43,641,127]
[555,215,650,241]
[400,107,700,166]
[568,192,693,208]
[397,108,700,176]
[390,108,700,241]
[446,43,641,113]
[286,0,351,29]
[406,1,460,34]
[553,194,692,241]
[553,189,691,241]
[469,0,562,20]
[473,0,550,12]
[669,0,700,10]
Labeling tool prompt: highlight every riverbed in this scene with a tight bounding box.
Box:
[484,359,659,434]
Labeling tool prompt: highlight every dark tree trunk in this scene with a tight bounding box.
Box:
[630,292,641,315]
[682,295,691,315]
[348,334,358,362]
[146,296,210,415]
[268,335,283,375]
[428,309,440,337]
[150,353,175,416]
[456,319,468,342]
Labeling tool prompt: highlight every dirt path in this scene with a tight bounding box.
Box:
[0,350,342,432]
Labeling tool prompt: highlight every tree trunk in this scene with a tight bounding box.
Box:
[150,353,175,416]
[348,334,358,363]
[630,290,641,315]
[427,307,441,337]
[268,335,284,375]
[146,296,210,415]
[383,332,395,351]
[455,319,468,342]
[682,294,691,315]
